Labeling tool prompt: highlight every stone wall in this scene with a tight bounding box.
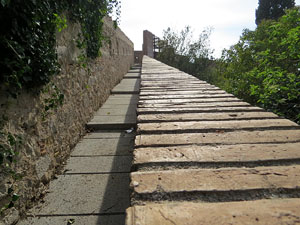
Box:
[0,16,133,225]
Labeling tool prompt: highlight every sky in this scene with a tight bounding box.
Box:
[119,0,300,58]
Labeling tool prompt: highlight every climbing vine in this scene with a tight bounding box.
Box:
[0,123,23,213]
[0,0,120,96]
[0,0,120,215]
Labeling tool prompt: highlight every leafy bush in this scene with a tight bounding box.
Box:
[220,8,300,123]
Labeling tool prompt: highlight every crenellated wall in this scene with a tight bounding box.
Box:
[0,16,133,225]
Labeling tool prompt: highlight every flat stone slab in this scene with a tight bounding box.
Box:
[89,115,136,124]
[111,78,140,94]
[101,103,137,109]
[133,142,300,165]
[110,94,139,99]
[126,199,300,225]
[137,119,297,133]
[20,215,125,225]
[131,165,300,194]
[140,85,217,89]
[84,131,135,139]
[137,112,279,122]
[95,108,136,116]
[28,174,130,215]
[65,156,132,173]
[138,98,241,104]
[71,138,134,156]
[138,101,250,108]
[139,94,234,100]
[135,130,300,147]
[123,75,140,79]
[139,90,227,95]
[104,98,139,105]
[137,106,264,114]
[140,87,221,92]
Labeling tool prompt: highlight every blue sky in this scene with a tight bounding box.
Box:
[119,0,300,58]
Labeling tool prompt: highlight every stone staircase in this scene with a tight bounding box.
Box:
[126,56,300,225]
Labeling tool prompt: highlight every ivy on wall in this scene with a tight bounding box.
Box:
[0,0,120,96]
[0,0,120,214]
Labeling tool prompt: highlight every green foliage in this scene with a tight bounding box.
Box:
[41,83,64,119]
[0,0,120,96]
[255,0,295,25]
[0,128,23,213]
[157,26,215,81]
[220,8,300,123]
[54,13,67,32]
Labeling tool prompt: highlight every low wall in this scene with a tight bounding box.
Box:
[0,16,133,224]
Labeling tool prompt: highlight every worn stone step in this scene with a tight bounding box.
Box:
[140,85,216,89]
[126,199,300,225]
[141,81,208,85]
[137,112,279,122]
[133,142,300,166]
[137,119,298,133]
[139,98,241,104]
[138,101,250,108]
[139,94,234,100]
[135,130,300,147]
[130,165,300,196]
[140,90,228,95]
[140,87,221,92]
[137,106,263,114]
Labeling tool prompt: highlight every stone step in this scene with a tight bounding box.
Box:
[138,101,250,108]
[137,111,279,122]
[135,130,300,147]
[139,90,228,95]
[137,119,298,134]
[133,142,300,167]
[130,165,300,200]
[139,93,234,99]
[138,97,241,104]
[126,199,300,225]
[137,106,264,114]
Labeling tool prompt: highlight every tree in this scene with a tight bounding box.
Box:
[157,26,214,81]
[221,8,300,124]
[255,0,295,25]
